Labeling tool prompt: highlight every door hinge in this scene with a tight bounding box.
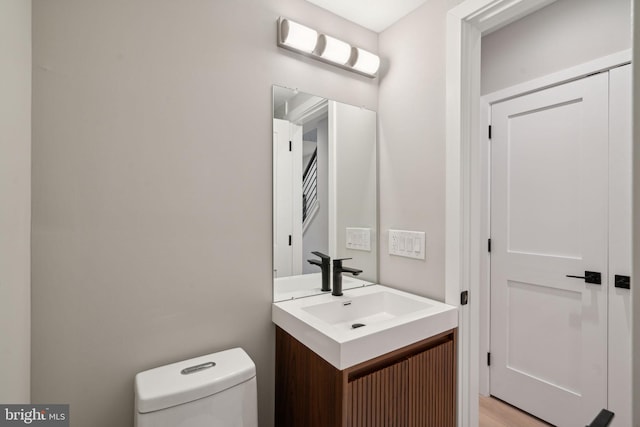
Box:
[488,238,492,253]
[289,140,292,151]
[460,290,469,306]
[487,352,491,366]
[288,235,292,246]
[488,125,492,139]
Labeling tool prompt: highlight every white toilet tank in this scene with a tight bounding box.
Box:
[134,347,258,427]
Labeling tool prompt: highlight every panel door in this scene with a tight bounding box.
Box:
[273,119,303,278]
[490,72,609,427]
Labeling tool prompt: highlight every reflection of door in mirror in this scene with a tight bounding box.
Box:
[273,91,328,279]
[273,118,302,278]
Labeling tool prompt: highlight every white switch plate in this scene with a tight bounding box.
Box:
[389,229,425,260]
[346,227,371,252]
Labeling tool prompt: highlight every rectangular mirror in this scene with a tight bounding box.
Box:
[273,85,377,302]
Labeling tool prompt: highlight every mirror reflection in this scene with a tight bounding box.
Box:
[273,85,377,301]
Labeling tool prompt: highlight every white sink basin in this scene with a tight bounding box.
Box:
[272,284,458,369]
[301,290,433,330]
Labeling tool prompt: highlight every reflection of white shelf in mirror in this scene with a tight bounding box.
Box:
[345,227,371,251]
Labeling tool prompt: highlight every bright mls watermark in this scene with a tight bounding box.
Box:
[0,405,68,426]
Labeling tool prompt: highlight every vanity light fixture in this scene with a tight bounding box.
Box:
[350,47,381,76]
[277,17,380,78]
[316,34,351,65]
[279,18,318,53]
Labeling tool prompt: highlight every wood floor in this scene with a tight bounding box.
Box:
[480,396,553,427]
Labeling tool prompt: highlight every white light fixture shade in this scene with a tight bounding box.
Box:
[350,47,381,76]
[280,19,318,53]
[316,34,351,65]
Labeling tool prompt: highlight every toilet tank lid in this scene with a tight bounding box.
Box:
[135,347,256,414]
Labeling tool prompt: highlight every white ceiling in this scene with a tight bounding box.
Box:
[305,0,428,32]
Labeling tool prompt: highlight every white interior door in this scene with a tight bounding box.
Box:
[490,72,609,427]
[273,119,303,277]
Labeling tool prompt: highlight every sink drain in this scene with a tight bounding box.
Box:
[351,323,366,329]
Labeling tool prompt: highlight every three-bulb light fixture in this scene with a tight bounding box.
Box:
[277,17,381,78]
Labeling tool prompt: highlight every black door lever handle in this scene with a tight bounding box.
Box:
[566,271,601,285]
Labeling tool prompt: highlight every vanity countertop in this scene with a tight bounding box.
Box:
[272,284,458,369]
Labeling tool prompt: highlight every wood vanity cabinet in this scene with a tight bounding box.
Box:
[275,326,457,427]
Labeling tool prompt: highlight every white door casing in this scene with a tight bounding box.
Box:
[291,123,303,276]
[607,64,632,427]
[490,72,609,426]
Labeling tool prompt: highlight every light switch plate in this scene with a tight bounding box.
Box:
[346,227,371,251]
[389,229,425,260]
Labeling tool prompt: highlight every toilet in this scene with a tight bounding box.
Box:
[134,347,258,427]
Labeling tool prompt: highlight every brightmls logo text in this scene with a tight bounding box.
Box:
[0,405,68,427]
[4,408,45,424]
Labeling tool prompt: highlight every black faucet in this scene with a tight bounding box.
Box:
[307,251,331,292]
[332,258,363,297]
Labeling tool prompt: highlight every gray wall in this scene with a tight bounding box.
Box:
[481,0,631,95]
[31,1,377,426]
[0,0,31,404]
[377,0,463,300]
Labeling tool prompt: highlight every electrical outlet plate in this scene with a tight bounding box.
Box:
[389,229,426,260]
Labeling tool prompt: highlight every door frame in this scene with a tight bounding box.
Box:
[478,50,632,397]
[445,2,557,425]
[444,1,631,425]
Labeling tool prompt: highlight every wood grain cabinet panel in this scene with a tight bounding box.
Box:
[347,359,408,427]
[275,326,456,427]
[408,339,456,427]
